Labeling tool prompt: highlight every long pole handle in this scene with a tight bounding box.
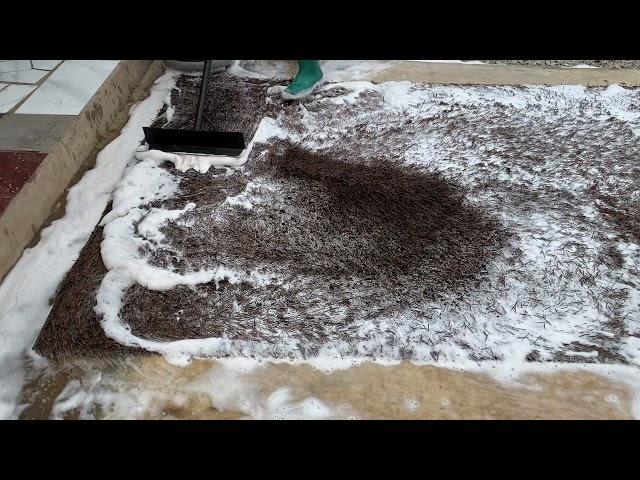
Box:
[195,59,212,131]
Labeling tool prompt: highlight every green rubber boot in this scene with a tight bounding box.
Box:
[282,60,323,100]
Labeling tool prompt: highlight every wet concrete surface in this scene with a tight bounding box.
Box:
[18,357,634,419]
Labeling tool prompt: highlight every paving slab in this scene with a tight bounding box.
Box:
[0,60,31,73]
[0,68,48,84]
[17,60,120,115]
[31,60,62,70]
[0,84,36,113]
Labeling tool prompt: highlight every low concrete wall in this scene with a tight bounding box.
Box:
[0,60,163,282]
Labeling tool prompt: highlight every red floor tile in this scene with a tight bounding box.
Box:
[0,150,46,214]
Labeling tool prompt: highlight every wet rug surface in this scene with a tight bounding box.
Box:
[35,72,640,366]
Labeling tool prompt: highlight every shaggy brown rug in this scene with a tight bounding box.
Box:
[35,72,640,364]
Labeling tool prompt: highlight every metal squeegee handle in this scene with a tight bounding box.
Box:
[195,59,212,131]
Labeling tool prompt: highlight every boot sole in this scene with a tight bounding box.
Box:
[282,75,325,100]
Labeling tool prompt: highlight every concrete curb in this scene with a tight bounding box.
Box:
[0,60,164,282]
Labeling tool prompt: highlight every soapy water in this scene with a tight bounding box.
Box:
[37,357,639,420]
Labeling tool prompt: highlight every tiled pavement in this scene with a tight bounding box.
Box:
[0,60,61,113]
[0,60,120,214]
